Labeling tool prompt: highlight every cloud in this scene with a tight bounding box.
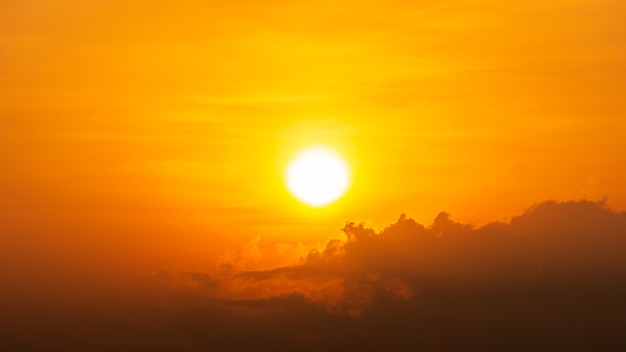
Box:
[211,200,624,317]
[4,200,626,351]
[182,199,626,350]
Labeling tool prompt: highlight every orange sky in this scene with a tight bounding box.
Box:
[2,0,626,295]
[3,1,626,351]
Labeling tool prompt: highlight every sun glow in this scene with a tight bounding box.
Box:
[285,147,350,207]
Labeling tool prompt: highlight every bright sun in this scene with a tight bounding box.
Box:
[285,147,350,207]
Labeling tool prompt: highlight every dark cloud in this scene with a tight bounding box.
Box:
[3,200,626,351]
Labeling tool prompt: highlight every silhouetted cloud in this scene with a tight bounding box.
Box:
[3,200,625,351]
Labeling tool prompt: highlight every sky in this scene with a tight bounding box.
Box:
[1,0,626,351]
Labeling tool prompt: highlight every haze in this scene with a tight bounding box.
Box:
[1,0,625,350]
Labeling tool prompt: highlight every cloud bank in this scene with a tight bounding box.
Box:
[3,200,626,351]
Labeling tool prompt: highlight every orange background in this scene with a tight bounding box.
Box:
[2,0,625,297]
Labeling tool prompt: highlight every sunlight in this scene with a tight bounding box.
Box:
[285,147,350,207]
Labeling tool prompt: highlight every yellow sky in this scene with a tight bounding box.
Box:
[2,0,625,276]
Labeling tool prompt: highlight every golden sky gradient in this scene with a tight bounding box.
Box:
[1,2,626,349]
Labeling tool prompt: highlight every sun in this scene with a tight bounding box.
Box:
[285,147,350,207]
